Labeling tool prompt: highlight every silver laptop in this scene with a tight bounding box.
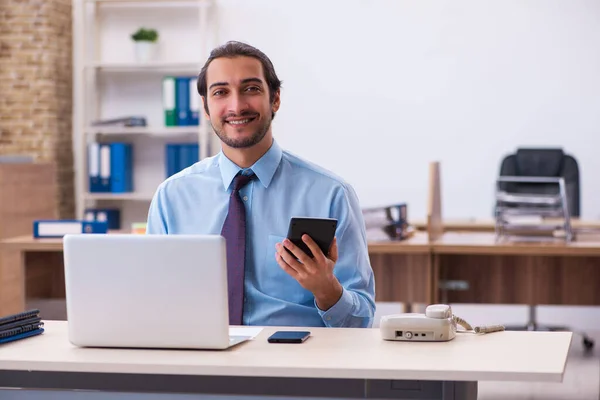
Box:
[63,233,251,350]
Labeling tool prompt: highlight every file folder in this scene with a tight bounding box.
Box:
[163,76,176,127]
[189,76,200,126]
[175,77,191,126]
[88,142,101,192]
[99,144,111,191]
[33,220,108,238]
[84,208,121,230]
[165,143,180,178]
[110,143,133,193]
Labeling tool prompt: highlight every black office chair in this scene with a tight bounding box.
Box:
[498,148,593,350]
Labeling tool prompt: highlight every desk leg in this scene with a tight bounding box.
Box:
[0,370,477,400]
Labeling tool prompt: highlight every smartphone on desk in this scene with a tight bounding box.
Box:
[267,331,311,343]
[286,217,338,258]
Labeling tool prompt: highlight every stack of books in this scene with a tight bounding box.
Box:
[0,309,44,344]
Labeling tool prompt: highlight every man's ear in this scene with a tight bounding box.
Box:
[271,89,281,113]
[201,96,210,119]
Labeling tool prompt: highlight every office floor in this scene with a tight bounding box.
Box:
[29,299,600,400]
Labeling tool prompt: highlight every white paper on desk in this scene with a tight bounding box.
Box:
[504,215,544,224]
[229,327,263,339]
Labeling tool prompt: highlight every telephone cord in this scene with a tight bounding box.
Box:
[452,315,505,334]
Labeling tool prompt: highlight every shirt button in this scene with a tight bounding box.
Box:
[326,317,331,321]
[243,196,248,201]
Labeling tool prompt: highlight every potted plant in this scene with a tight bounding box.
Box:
[131,27,159,62]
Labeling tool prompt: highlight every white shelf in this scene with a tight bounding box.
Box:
[85,61,202,72]
[85,192,154,201]
[73,0,216,229]
[85,0,206,6]
[87,126,200,137]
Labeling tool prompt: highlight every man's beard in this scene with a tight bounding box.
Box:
[210,112,272,149]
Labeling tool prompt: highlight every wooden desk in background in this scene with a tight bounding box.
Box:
[0,233,434,317]
[0,236,64,316]
[3,231,600,317]
[431,232,600,306]
[412,218,600,233]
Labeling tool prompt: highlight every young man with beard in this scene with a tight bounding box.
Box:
[146,41,375,328]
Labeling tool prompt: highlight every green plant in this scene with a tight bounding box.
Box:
[131,28,158,42]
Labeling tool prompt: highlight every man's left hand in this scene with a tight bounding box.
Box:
[275,234,343,311]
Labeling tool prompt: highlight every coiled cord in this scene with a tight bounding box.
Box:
[452,315,505,334]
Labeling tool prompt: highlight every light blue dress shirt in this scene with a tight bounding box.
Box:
[146,139,376,328]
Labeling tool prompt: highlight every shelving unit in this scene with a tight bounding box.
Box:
[72,0,218,230]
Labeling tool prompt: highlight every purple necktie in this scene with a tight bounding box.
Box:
[221,172,254,325]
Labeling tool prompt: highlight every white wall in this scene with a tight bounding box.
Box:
[214,0,600,220]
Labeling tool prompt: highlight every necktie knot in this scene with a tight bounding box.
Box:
[232,172,255,192]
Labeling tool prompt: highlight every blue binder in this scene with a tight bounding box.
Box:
[99,144,111,192]
[189,76,200,126]
[110,143,133,193]
[177,143,199,172]
[165,143,180,178]
[186,143,199,166]
[84,208,121,230]
[88,143,102,192]
[175,77,191,126]
[33,220,108,238]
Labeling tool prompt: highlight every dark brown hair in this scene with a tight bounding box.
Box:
[197,41,282,117]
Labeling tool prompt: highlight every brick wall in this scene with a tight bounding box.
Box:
[0,0,74,219]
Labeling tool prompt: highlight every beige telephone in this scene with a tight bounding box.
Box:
[380,304,505,342]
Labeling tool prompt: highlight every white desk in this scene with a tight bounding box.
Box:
[0,321,572,400]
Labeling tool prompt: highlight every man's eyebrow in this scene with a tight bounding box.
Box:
[208,81,228,90]
[240,77,263,85]
[208,78,263,91]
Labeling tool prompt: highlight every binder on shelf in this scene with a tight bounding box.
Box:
[163,76,176,127]
[175,77,191,126]
[165,143,199,178]
[33,220,108,238]
[99,144,111,192]
[84,208,121,230]
[88,142,101,192]
[110,142,133,193]
[165,144,180,178]
[189,76,200,126]
[178,143,199,172]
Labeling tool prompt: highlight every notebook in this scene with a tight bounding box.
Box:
[0,309,44,344]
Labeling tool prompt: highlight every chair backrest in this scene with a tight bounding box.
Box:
[498,148,580,217]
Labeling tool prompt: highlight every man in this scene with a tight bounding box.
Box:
[146,41,375,328]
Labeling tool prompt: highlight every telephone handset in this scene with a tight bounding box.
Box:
[380,304,504,342]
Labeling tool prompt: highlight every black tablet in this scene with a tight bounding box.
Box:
[286,217,338,258]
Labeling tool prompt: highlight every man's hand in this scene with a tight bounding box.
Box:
[275,234,343,311]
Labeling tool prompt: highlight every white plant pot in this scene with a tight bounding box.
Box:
[134,41,157,63]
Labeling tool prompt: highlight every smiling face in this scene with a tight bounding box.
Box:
[203,56,280,149]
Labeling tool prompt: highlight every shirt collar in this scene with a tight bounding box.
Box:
[219,139,283,190]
